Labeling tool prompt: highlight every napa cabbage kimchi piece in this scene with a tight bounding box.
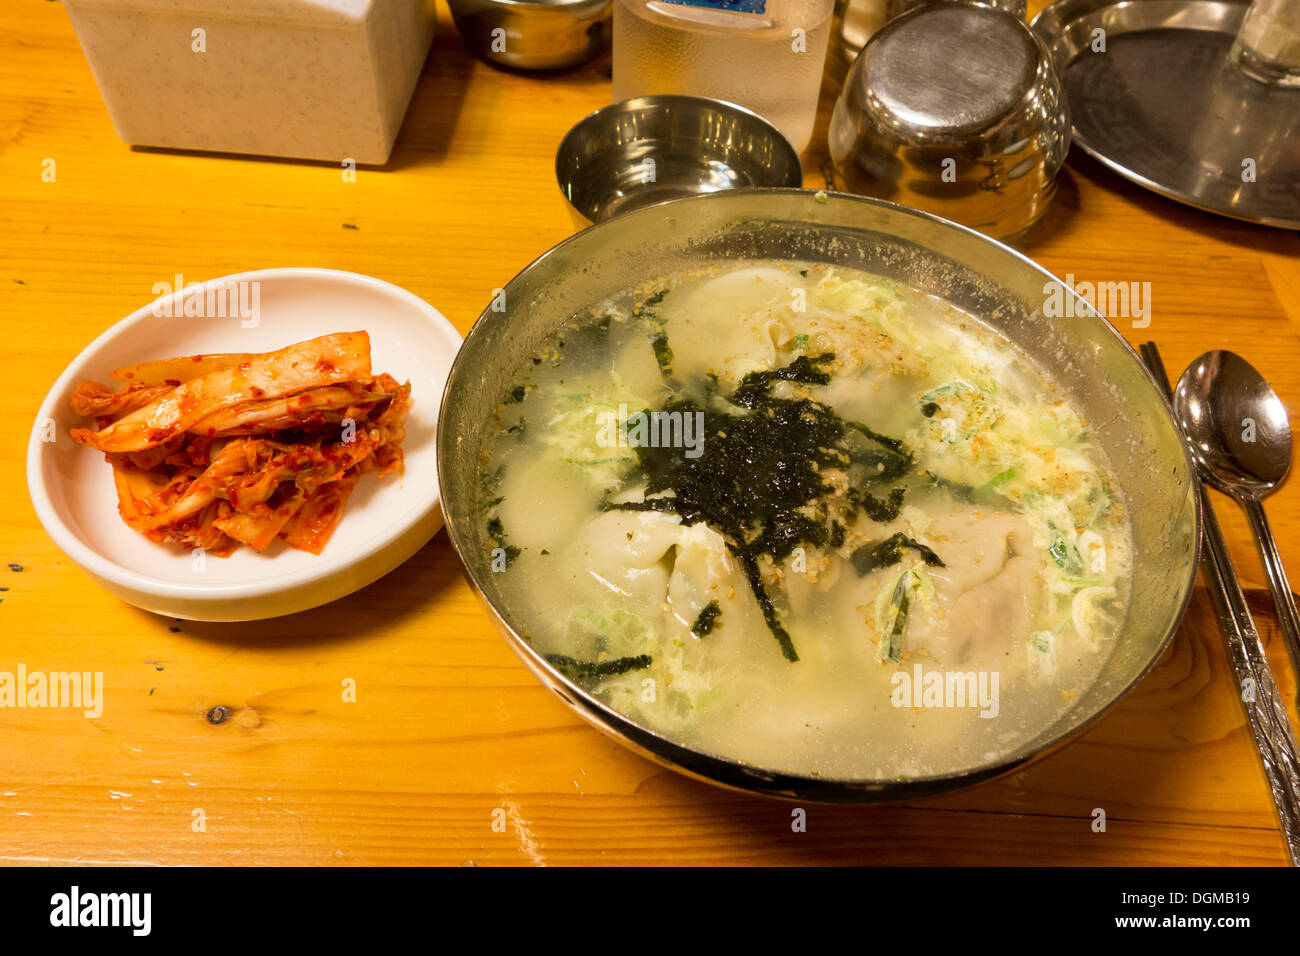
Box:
[70,332,411,557]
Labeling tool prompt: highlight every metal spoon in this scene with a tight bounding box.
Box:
[1174,350,1300,693]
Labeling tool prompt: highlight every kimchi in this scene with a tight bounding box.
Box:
[70,332,411,556]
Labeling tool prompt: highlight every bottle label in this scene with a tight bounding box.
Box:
[661,0,768,13]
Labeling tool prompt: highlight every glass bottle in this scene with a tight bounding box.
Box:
[612,0,836,153]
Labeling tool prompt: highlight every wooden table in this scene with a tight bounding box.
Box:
[2,0,1299,866]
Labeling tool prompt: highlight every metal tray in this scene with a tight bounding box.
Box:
[1032,0,1300,229]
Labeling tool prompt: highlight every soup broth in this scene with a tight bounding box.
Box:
[480,262,1131,779]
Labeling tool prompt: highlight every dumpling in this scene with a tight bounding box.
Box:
[899,507,1043,669]
[657,267,799,385]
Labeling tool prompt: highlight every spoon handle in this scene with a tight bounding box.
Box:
[1241,495,1300,682]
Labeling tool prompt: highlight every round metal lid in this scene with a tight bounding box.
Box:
[865,4,1040,133]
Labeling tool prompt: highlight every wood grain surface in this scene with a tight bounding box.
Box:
[1,0,1299,866]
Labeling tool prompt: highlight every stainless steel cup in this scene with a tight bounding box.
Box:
[829,2,1070,239]
[448,0,612,71]
[555,94,803,229]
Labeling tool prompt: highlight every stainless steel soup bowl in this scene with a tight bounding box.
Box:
[436,189,1199,804]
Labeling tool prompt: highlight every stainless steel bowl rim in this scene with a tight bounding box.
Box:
[436,187,1202,803]
[559,93,804,143]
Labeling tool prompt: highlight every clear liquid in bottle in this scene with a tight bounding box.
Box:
[613,0,834,154]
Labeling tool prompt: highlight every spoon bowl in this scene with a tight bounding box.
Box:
[1175,349,1292,497]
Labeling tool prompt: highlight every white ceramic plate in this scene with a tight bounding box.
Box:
[26,268,462,621]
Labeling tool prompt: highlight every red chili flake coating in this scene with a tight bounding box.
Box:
[67,334,406,557]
